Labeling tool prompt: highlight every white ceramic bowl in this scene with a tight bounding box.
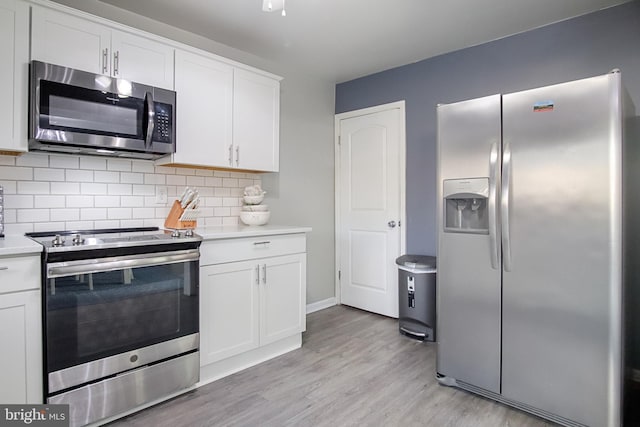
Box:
[243,194,264,205]
[240,211,270,226]
[242,204,269,212]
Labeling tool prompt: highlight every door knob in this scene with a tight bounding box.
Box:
[388,221,397,228]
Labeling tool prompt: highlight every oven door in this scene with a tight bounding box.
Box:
[44,249,199,394]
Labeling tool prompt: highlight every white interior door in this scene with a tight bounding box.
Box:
[336,102,405,318]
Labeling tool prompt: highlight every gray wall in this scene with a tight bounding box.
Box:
[335,1,640,257]
[49,0,337,306]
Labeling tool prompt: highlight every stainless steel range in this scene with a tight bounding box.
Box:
[26,227,202,427]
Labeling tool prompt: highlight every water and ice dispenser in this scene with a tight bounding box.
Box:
[443,178,489,234]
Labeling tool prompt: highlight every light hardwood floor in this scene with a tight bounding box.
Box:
[110,305,553,426]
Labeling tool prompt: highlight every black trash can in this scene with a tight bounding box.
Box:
[396,255,437,341]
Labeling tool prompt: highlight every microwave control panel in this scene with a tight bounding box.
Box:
[153,103,173,144]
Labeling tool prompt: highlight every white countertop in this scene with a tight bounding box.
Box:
[0,236,43,257]
[195,225,312,240]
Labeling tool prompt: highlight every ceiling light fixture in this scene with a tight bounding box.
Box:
[262,0,287,16]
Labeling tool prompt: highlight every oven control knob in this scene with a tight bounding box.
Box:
[171,229,181,238]
[185,228,194,237]
[72,234,85,246]
[51,234,65,247]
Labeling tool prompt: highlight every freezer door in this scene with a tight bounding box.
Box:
[436,94,502,393]
[501,73,622,426]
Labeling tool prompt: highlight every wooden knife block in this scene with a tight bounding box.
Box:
[164,200,197,229]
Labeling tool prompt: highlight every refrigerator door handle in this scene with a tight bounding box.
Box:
[488,141,499,270]
[501,142,512,272]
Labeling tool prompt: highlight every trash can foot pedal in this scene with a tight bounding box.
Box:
[400,326,427,340]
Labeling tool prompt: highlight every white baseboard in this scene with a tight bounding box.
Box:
[306,297,337,314]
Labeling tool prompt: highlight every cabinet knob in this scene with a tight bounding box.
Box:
[388,221,397,228]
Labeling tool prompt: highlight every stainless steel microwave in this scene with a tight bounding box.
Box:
[29,60,176,159]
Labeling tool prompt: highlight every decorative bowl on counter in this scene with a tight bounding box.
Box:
[243,194,265,205]
[240,211,270,226]
[242,204,269,212]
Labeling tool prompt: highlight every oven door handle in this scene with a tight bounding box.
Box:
[47,249,199,278]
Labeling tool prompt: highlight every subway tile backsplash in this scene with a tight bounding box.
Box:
[0,153,261,235]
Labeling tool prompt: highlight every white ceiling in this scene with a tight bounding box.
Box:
[99,0,630,83]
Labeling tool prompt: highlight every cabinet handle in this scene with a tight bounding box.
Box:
[0,266,8,271]
[113,51,120,76]
[262,264,267,284]
[102,48,108,74]
[236,146,240,166]
[253,241,271,246]
[255,264,260,285]
[228,145,233,166]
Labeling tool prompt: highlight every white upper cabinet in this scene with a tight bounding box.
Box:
[158,53,281,172]
[31,6,109,75]
[109,30,174,89]
[165,50,233,167]
[0,0,29,154]
[233,69,280,172]
[31,6,174,89]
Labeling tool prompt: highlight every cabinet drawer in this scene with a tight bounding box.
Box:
[0,255,41,294]
[200,233,306,265]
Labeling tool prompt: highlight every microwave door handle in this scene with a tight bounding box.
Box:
[144,92,155,148]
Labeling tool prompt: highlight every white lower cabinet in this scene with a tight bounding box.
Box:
[259,255,305,346]
[199,234,306,368]
[200,260,260,364]
[0,254,42,404]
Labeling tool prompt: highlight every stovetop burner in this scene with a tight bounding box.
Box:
[26,226,201,252]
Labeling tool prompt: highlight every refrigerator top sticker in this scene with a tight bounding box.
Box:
[533,101,554,112]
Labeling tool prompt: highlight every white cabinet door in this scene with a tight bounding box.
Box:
[0,0,28,154]
[172,50,233,167]
[233,69,280,172]
[200,261,260,365]
[0,290,42,404]
[259,254,306,346]
[162,57,281,171]
[31,6,110,75]
[111,30,174,90]
[31,7,174,89]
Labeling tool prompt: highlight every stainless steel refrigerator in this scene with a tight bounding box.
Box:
[436,71,635,427]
